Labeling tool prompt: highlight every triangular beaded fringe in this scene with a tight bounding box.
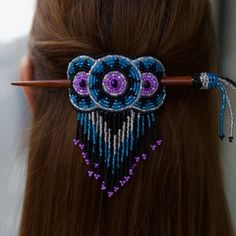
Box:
[73,110,162,198]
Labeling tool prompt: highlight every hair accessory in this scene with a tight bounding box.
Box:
[68,55,166,197]
[11,55,236,198]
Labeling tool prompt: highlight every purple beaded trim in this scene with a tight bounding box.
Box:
[102,71,127,97]
[73,137,163,198]
[73,71,89,96]
[141,72,159,97]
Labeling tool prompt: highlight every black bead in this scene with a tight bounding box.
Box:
[111,79,118,88]
[229,136,234,142]
[79,80,86,88]
[139,61,146,71]
[114,58,120,68]
[219,135,225,141]
[102,61,110,70]
[192,78,202,89]
[143,80,151,89]
[82,59,91,71]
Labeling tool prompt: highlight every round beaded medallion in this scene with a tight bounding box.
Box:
[133,57,166,112]
[88,55,142,111]
[67,56,97,111]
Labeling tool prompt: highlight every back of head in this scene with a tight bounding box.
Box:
[20,0,234,235]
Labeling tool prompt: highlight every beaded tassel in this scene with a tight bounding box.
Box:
[218,83,227,140]
[225,92,234,142]
[220,77,236,142]
[194,72,235,142]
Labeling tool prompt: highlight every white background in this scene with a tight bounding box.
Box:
[0,0,35,43]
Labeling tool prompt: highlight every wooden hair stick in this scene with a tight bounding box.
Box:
[11,76,193,88]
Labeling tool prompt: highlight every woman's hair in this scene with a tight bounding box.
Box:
[19,0,234,235]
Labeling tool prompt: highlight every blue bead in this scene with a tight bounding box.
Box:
[207,72,219,89]
[137,115,141,139]
[88,117,91,141]
[84,113,88,135]
[107,147,111,168]
[121,141,125,163]
[112,151,116,175]
[142,115,145,135]
[99,136,102,157]
[104,141,108,163]
[147,114,152,128]
[218,82,227,138]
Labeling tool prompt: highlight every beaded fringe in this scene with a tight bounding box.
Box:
[73,110,162,197]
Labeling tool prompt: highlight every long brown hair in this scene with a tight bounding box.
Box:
[19,0,234,235]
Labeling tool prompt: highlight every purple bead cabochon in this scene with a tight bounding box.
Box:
[72,71,89,96]
[102,71,127,96]
[141,72,159,97]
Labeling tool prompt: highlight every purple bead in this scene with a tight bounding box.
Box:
[94,163,99,168]
[79,144,85,150]
[102,71,127,96]
[94,174,100,180]
[73,139,80,146]
[129,169,133,176]
[108,192,114,198]
[73,71,89,96]
[141,72,159,97]
[156,139,163,146]
[114,186,119,192]
[124,176,130,182]
[142,154,147,160]
[119,180,125,187]
[101,185,106,191]
[85,160,90,165]
[135,156,140,163]
[151,144,156,151]
[88,170,94,177]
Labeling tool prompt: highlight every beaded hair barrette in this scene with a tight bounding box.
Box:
[12,55,236,198]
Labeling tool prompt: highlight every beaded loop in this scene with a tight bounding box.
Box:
[67,56,97,111]
[133,57,166,112]
[88,55,142,111]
